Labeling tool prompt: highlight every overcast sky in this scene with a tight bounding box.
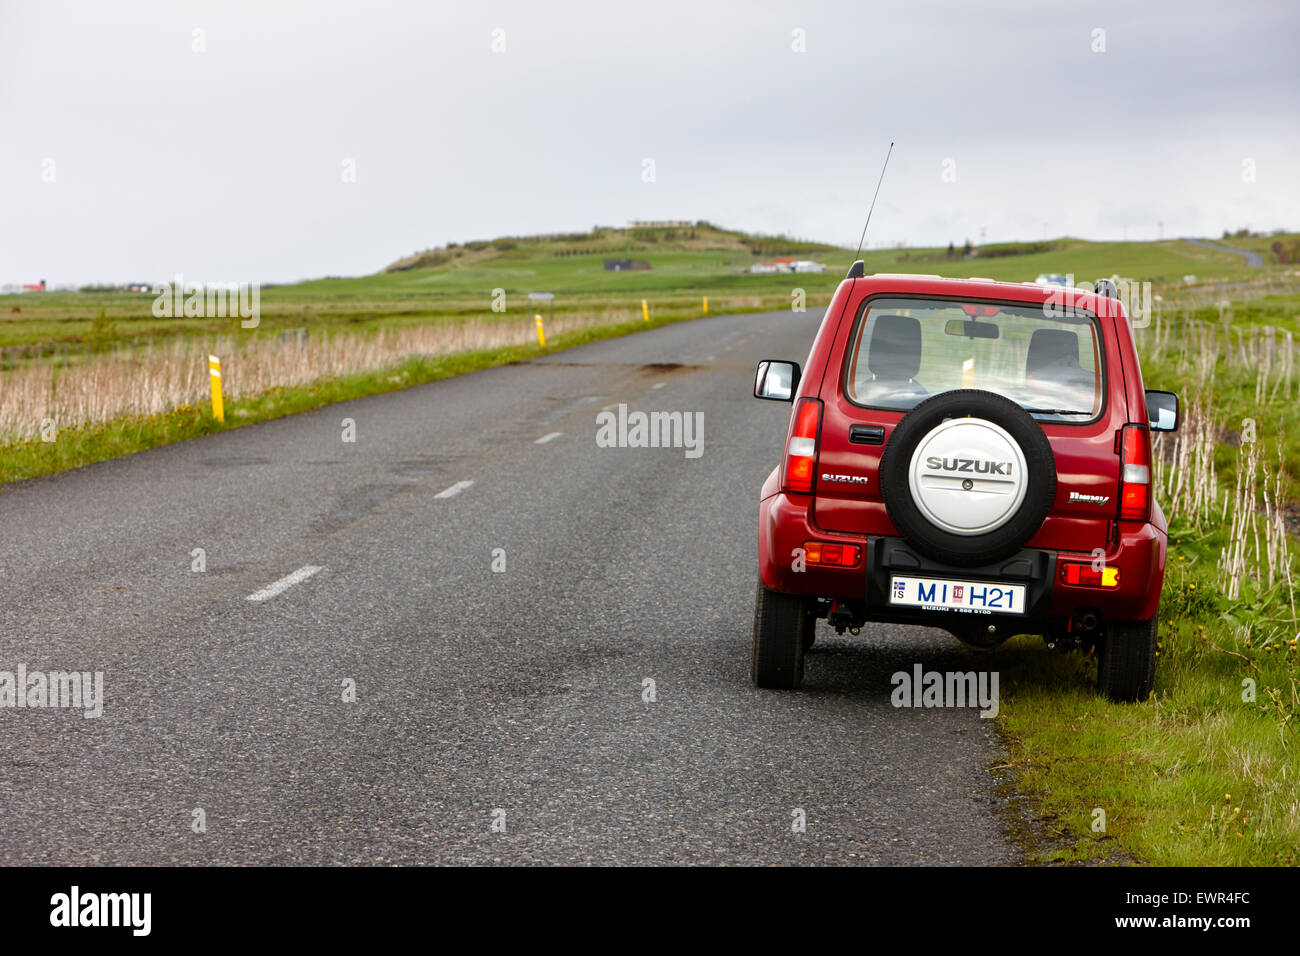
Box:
[2,0,1296,285]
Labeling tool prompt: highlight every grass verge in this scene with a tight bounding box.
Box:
[992,533,1299,866]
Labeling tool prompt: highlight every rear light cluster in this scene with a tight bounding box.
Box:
[803,541,861,567]
[782,397,823,494]
[1118,424,1151,521]
[1060,562,1120,588]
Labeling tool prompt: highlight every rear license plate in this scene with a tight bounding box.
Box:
[889,575,1026,615]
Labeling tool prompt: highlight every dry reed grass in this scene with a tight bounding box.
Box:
[1138,305,1298,624]
[0,312,618,445]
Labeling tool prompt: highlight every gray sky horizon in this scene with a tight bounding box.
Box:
[2,0,1297,286]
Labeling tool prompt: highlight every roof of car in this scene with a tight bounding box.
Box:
[852,272,1110,310]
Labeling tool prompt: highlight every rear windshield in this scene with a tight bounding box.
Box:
[844,296,1103,421]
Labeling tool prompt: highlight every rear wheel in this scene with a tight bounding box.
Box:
[1097,616,1157,702]
[751,583,810,688]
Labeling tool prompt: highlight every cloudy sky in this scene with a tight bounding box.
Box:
[2,0,1296,285]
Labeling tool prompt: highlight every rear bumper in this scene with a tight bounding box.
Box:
[758,490,1167,624]
[864,538,1055,627]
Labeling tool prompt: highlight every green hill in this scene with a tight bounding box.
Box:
[1,223,1294,351]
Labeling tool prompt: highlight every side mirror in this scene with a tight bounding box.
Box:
[1146,390,1179,431]
[754,360,800,402]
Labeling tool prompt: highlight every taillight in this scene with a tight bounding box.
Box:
[1060,562,1120,587]
[804,540,861,567]
[782,398,823,494]
[1118,424,1151,521]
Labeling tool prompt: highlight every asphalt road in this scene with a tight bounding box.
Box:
[0,308,1029,865]
[1180,237,1264,268]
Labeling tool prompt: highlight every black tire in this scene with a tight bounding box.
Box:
[878,389,1057,567]
[1097,616,1157,702]
[751,583,810,688]
[803,618,817,651]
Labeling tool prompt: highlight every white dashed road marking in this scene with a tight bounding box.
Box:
[246,565,323,603]
[535,432,563,444]
[434,480,474,499]
[650,382,666,390]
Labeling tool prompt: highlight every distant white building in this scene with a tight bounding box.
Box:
[751,257,826,274]
[792,260,826,273]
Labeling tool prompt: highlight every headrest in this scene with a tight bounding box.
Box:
[1026,328,1081,374]
[867,314,922,380]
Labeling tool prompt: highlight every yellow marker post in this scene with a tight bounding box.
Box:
[534,314,546,347]
[208,354,224,422]
[641,299,649,322]
[702,296,708,315]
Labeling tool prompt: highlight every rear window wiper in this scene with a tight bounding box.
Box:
[1021,406,1091,415]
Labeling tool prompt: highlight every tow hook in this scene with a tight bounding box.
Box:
[1048,611,1100,652]
[829,600,860,635]
[1045,634,1082,653]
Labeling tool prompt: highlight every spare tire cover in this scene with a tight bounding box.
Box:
[878,389,1057,567]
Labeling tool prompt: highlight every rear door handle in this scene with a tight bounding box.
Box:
[849,425,885,445]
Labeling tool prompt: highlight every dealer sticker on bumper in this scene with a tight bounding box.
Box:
[889,575,1026,615]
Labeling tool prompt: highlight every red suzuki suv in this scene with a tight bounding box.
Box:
[752,267,1179,702]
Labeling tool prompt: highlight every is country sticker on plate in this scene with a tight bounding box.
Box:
[889,575,1025,615]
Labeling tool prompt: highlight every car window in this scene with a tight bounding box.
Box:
[844,296,1103,420]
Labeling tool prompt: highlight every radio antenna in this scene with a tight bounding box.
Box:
[853,141,894,263]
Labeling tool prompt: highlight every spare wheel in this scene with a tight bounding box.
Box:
[877,389,1057,567]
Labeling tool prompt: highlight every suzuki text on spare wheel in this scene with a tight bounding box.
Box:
[752,268,1180,701]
